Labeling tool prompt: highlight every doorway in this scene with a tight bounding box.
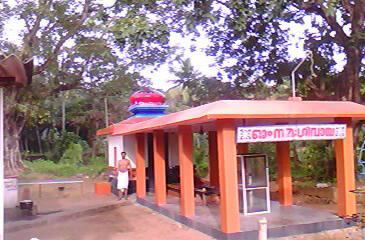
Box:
[237,154,270,215]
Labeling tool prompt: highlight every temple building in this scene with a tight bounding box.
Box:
[97,89,365,239]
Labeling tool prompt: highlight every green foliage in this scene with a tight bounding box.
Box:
[44,130,89,163]
[293,180,316,189]
[171,59,246,106]
[112,1,363,101]
[111,1,171,65]
[165,85,192,113]
[249,143,277,179]
[167,59,295,109]
[294,141,335,182]
[24,160,79,177]
[249,141,335,182]
[81,156,108,177]
[194,148,208,178]
[2,0,363,174]
[23,156,107,178]
[60,143,83,165]
[43,129,63,162]
[193,134,209,178]
[61,132,89,152]
[0,0,145,173]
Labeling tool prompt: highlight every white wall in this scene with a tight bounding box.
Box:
[108,133,177,169]
[107,135,123,167]
[107,135,137,168]
[123,135,137,168]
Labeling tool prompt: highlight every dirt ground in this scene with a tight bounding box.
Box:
[7,177,365,240]
[276,227,363,240]
[5,203,213,240]
[271,181,365,213]
[17,176,362,217]
[6,202,364,240]
[16,179,107,215]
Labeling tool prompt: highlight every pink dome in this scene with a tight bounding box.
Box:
[130,89,165,105]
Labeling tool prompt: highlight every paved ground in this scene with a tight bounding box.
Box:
[142,195,341,232]
[5,202,213,240]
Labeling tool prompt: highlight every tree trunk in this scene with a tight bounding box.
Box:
[345,46,362,103]
[24,135,29,152]
[35,125,43,154]
[104,97,109,127]
[62,94,66,131]
[4,120,24,176]
[91,121,99,159]
[4,87,25,176]
[350,0,364,103]
[76,126,80,136]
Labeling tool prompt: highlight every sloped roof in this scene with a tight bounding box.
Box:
[98,100,365,136]
[0,54,33,87]
[96,117,151,136]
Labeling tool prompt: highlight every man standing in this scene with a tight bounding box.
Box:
[117,151,131,200]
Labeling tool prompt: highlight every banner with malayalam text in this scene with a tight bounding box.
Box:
[237,124,346,143]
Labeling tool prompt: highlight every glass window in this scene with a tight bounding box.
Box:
[244,155,267,188]
[246,189,268,213]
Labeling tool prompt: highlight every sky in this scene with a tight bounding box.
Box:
[2,0,346,91]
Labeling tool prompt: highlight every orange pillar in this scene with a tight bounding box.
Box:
[217,119,240,233]
[334,118,356,217]
[153,130,166,205]
[208,131,219,188]
[276,141,293,206]
[237,143,248,155]
[136,133,146,198]
[178,126,195,217]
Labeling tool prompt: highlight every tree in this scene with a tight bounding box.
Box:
[170,58,239,106]
[0,1,137,173]
[219,1,364,102]
[0,0,99,174]
[213,0,365,102]
[299,0,364,102]
[115,1,364,102]
[65,75,139,155]
[168,58,285,108]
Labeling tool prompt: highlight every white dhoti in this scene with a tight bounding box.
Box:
[117,171,129,189]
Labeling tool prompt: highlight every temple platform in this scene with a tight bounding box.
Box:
[137,194,355,240]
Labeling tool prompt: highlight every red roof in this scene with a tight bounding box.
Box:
[106,100,365,136]
[0,55,33,87]
[120,118,151,124]
[108,100,365,135]
[96,117,151,136]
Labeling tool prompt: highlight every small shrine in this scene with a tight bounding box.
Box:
[128,88,168,118]
[97,88,168,170]
[98,98,365,239]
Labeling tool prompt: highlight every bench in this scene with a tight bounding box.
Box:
[167,183,219,205]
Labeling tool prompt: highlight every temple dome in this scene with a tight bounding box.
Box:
[130,88,166,105]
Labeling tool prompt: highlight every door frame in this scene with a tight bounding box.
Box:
[238,153,271,215]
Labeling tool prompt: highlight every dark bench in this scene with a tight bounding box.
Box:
[167,183,219,205]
